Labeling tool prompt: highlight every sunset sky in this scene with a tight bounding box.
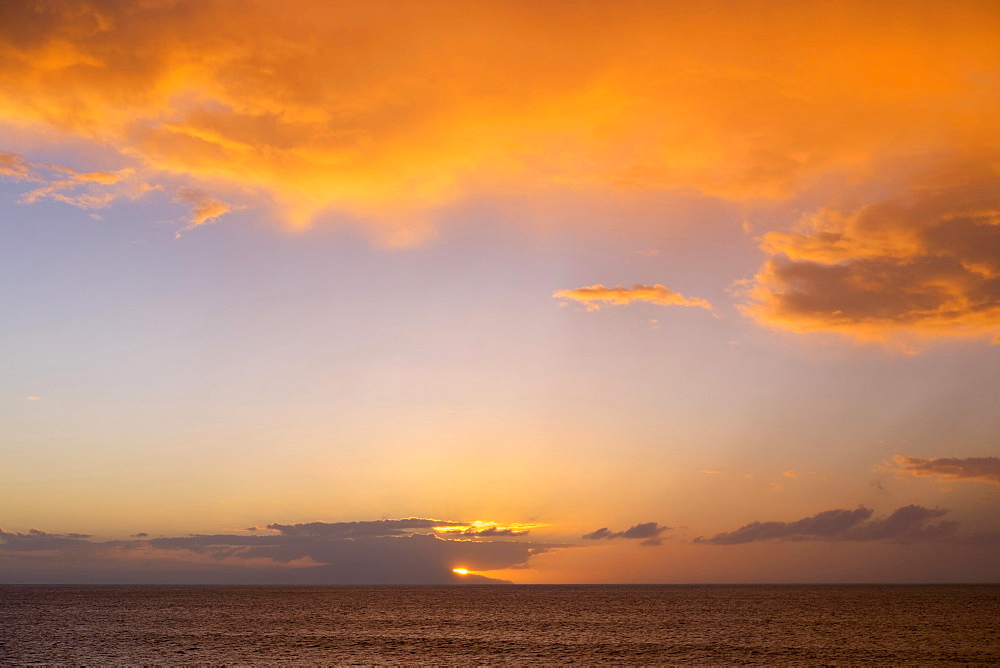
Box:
[2,0,999,584]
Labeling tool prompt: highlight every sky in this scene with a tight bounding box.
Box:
[1,0,999,584]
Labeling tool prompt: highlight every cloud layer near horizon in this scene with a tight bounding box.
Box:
[890,456,1000,485]
[1,1,998,244]
[695,505,959,545]
[0,518,559,585]
[3,506,998,584]
[582,522,670,546]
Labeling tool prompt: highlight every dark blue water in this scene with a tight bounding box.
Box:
[2,585,998,665]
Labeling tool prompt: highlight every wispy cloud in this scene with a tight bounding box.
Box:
[0,151,36,180]
[890,455,1000,486]
[0,151,154,210]
[695,505,958,545]
[432,520,545,537]
[174,188,237,237]
[0,151,237,237]
[582,522,670,547]
[553,284,712,312]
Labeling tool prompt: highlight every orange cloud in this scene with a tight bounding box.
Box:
[174,187,236,237]
[890,455,1000,486]
[553,284,713,312]
[740,154,1000,346]
[0,1,997,242]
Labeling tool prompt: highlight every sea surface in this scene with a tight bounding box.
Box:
[1,584,998,665]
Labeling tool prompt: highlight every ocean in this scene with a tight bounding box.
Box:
[2,584,998,665]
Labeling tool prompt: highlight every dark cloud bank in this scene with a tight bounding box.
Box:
[695,505,968,545]
[582,522,670,546]
[4,509,997,584]
[891,456,1000,485]
[0,518,560,585]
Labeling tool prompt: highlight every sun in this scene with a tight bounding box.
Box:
[452,568,469,575]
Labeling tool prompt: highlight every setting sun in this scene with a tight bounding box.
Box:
[452,568,469,575]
